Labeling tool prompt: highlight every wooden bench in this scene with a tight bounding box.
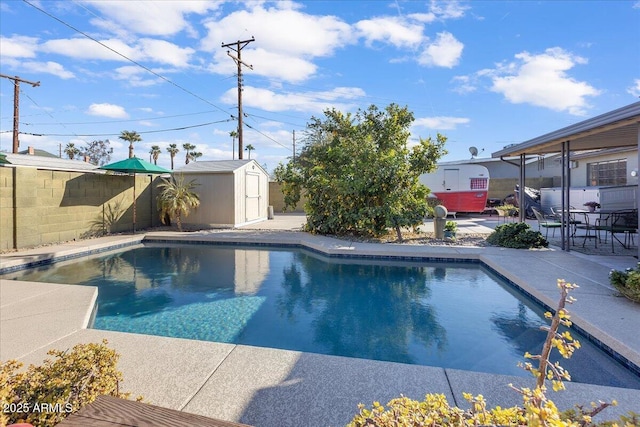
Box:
[56,395,252,427]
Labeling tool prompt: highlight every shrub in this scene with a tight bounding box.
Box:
[348,280,634,427]
[1,340,138,427]
[487,222,548,249]
[609,263,640,303]
[444,221,457,232]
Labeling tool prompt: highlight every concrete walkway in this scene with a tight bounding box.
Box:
[2,215,640,426]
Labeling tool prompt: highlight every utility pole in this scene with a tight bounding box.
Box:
[0,74,40,153]
[221,37,254,159]
[292,130,296,164]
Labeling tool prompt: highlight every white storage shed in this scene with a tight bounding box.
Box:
[175,160,269,228]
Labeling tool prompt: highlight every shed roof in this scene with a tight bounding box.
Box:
[0,153,100,171]
[176,159,264,174]
[492,101,640,157]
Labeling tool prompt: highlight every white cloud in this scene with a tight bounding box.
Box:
[451,75,477,94]
[628,78,640,98]
[0,35,39,58]
[429,0,469,20]
[419,32,464,67]
[355,16,424,48]
[221,86,365,113]
[202,4,351,57]
[210,48,318,84]
[201,3,351,82]
[83,0,221,37]
[138,39,195,67]
[414,116,470,130]
[21,61,75,79]
[41,38,135,61]
[86,103,129,118]
[113,66,161,87]
[489,47,600,115]
[41,37,194,67]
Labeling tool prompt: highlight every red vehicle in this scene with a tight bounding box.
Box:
[419,165,490,214]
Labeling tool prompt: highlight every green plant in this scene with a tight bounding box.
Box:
[273,104,448,241]
[348,280,631,427]
[156,175,200,232]
[444,220,457,232]
[487,222,548,249]
[1,340,139,427]
[609,263,640,303]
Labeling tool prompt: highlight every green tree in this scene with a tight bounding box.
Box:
[119,130,142,159]
[230,129,238,159]
[188,151,202,162]
[149,145,161,165]
[183,143,196,164]
[274,104,447,240]
[83,139,113,166]
[156,175,200,232]
[244,144,255,159]
[64,142,80,160]
[166,143,179,170]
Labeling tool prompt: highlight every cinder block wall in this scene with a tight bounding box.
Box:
[0,166,162,251]
[269,181,306,213]
[0,168,15,250]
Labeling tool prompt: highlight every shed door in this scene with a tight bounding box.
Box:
[245,172,261,222]
[443,169,459,191]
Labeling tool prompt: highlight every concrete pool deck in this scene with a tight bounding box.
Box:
[1,215,640,425]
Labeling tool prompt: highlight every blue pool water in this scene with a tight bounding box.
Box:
[4,243,640,389]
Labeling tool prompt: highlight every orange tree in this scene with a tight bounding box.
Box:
[274,104,447,240]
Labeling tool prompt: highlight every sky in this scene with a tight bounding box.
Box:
[1,0,639,173]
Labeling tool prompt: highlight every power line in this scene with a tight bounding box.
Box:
[22,0,231,117]
[11,118,232,137]
[243,121,290,151]
[18,110,227,126]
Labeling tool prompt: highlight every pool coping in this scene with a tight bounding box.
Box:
[2,231,640,422]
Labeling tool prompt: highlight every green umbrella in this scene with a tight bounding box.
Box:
[100,157,171,232]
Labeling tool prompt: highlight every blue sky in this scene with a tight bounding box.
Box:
[1,0,639,172]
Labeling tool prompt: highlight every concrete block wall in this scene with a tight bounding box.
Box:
[0,166,161,251]
[0,168,15,251]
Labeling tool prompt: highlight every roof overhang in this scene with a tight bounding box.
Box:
[492,101,640,158]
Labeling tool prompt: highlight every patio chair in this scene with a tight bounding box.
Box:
[596,209,638,253]
[531,207,562,238]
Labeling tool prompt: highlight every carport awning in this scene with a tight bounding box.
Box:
[492,101,640,157]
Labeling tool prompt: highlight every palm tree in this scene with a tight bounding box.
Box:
[183,143,196,164]
[156,175,200,232]
[119,130,142,158]
[64,143,80,160]
[245,144,255,159]
[230,130,238,159]
[166,144,179,170]
[188,151,203,162]
[149,145,161,165]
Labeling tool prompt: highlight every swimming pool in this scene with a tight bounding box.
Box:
[4,242,640,389]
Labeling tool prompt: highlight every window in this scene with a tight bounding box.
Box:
[587,159,627,186]
[470,177,488,190]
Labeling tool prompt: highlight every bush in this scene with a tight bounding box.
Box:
[487,222,548,249]
[609,263,640,303]
[1,340,138,427]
